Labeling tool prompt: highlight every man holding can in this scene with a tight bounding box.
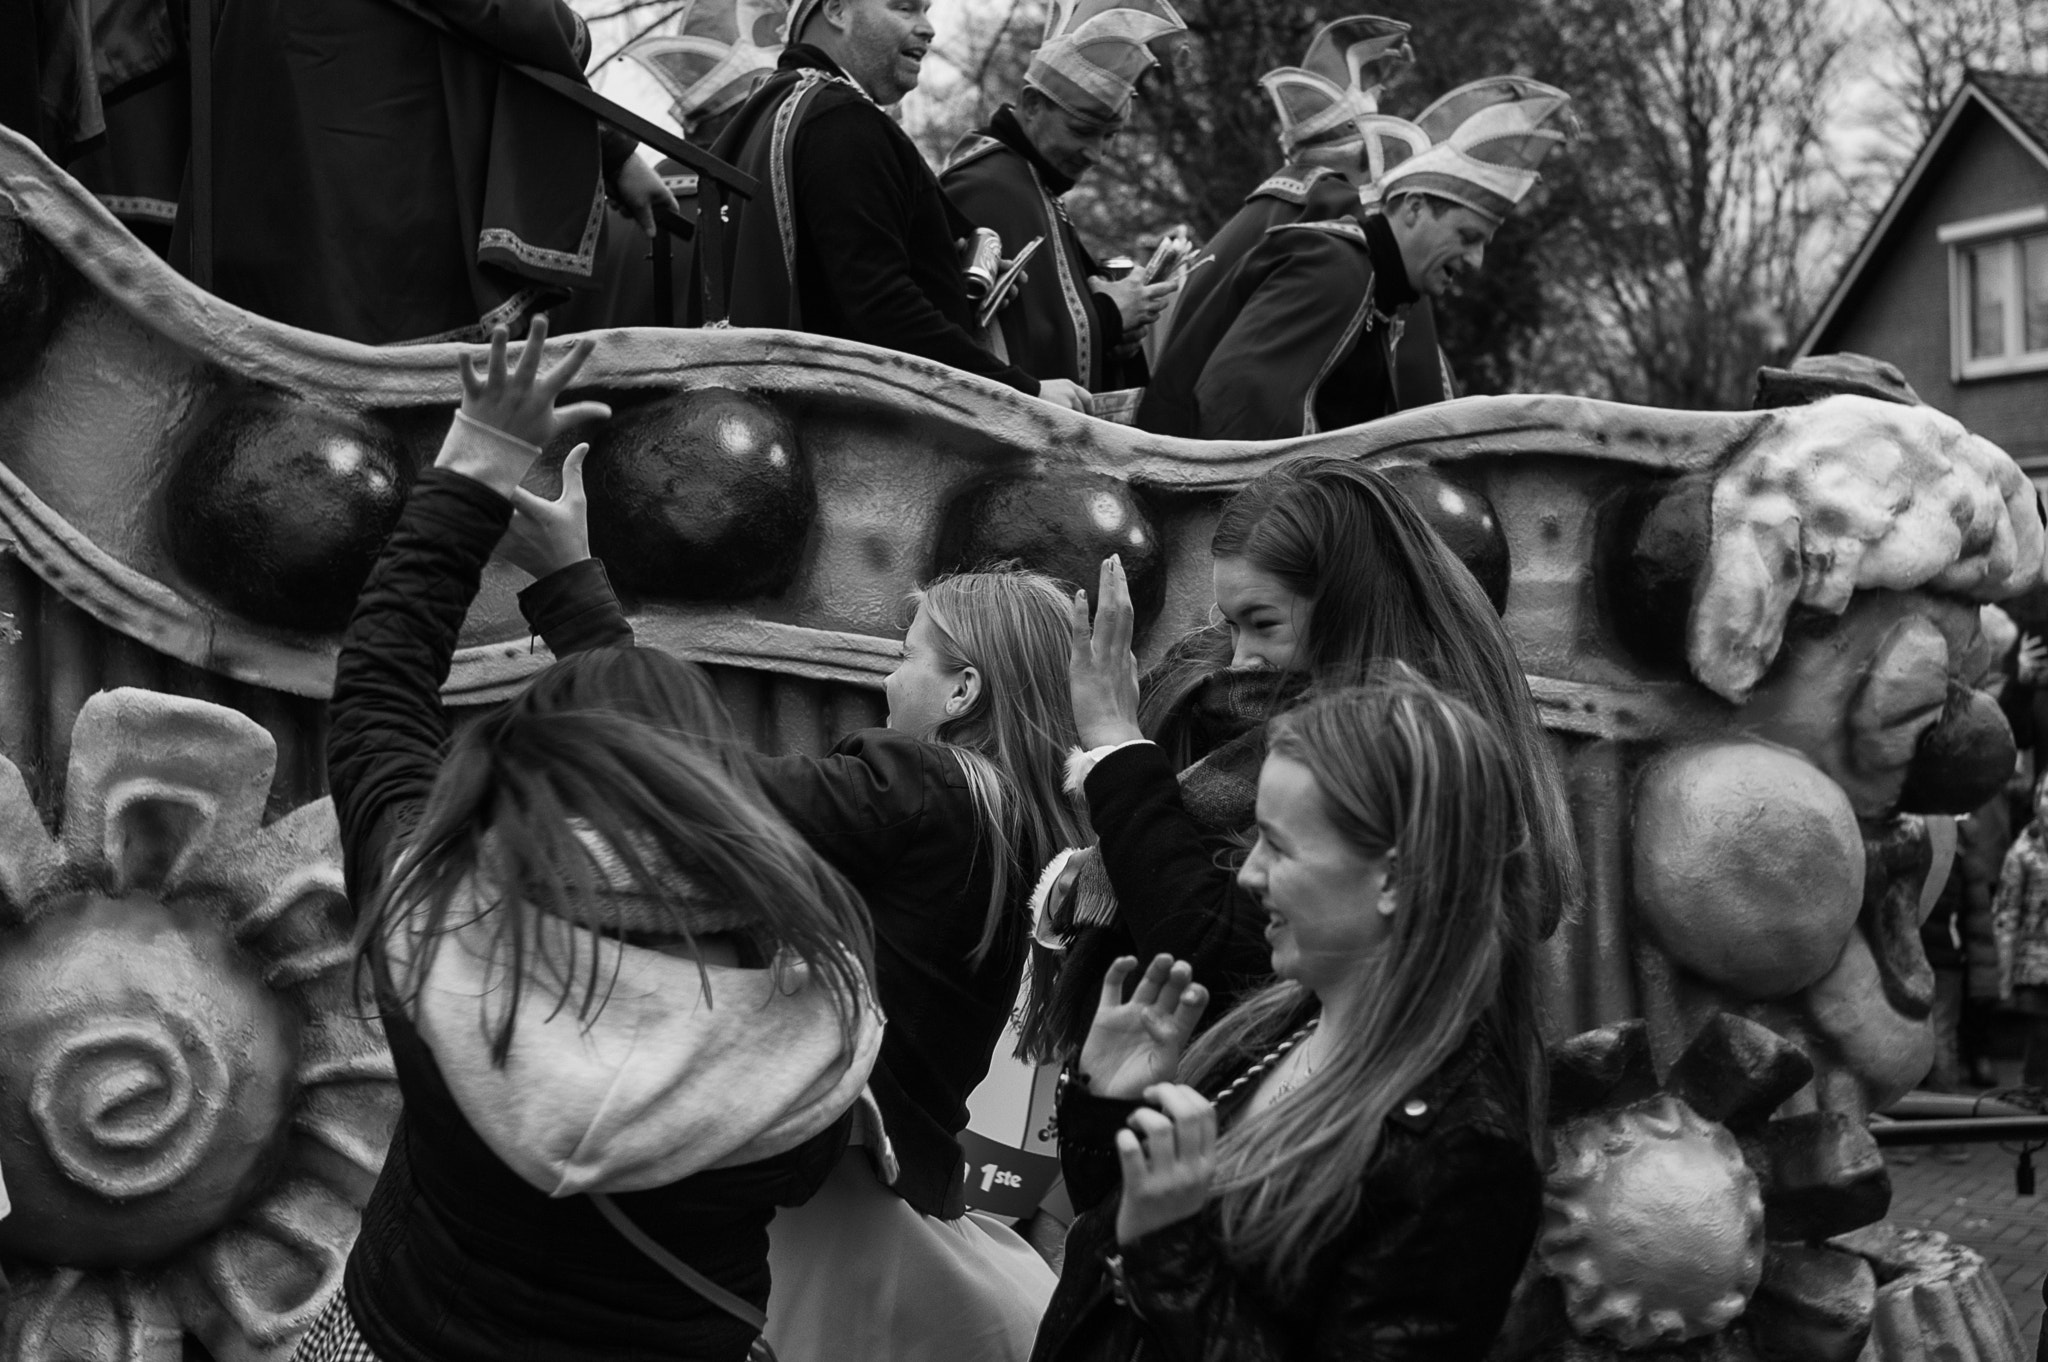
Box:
[705,0,1091,410]
[940,0,1185,392]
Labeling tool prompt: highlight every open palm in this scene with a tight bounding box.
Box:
[1079,954,1210,1101]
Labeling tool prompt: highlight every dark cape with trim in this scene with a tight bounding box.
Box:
[703,46,1037,393]
[1136,209,1418,440]
[941,106,1138,390]
[168,0,624,344]
[1161,164,1452,408]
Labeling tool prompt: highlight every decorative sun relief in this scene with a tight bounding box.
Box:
[1492,1014,2028,1362]
[0,689,397,1362]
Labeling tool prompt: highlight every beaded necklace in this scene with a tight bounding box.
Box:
[1213,1017,1320,1107]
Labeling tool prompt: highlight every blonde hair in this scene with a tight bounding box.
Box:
[918,570,1092,963]
[1180,670,1545,1292]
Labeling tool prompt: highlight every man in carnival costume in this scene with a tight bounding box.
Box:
[170,0,676,344]
[1159,16,1411,342]
[1137,75,1574,441]
[554,0,787,329]
[706,0,1091,409]
[941,0,1186,391]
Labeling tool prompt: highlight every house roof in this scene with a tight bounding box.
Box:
[1796,70,2048,358]
[1973,71,2048,151]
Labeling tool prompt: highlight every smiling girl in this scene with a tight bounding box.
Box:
[1029,675,1547,1361]
[1021,453,1578,1059]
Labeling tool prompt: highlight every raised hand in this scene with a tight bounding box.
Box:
[1115,1082,1217,1244]
[1068,554,1143,748]
[1079,954,1209,1102]
[500,442,593,579]
[437,316,611,496]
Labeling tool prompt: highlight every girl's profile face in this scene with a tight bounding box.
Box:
[1236,755,1390,994]
[884,605,971,739]
[1212,556,1310,674]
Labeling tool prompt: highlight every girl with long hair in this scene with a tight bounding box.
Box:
[312,319,883,1362]
[1031,675,1547,1361]
[1022,452,1580,1059]
[504,459,1087,1360]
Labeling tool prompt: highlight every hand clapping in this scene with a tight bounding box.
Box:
[1068,555,1144,749]
[499,442,594,581]
[1116,1081,1217,1245]
[1080,954,1209,1101]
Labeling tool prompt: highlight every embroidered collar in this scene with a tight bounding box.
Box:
[777,44,875,104]
[989,104,1079,196]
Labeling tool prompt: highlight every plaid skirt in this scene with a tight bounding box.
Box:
[294,1289,383,1362]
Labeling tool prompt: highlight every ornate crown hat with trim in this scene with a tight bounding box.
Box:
[1259,16,1413,159]
[1024,0,1187,124]
[1375,75,1577,224]
[621,0,790,131]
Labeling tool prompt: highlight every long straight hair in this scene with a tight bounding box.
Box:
[355,646,876,1065]
[918,570,1092,965]
[1180,674,1546,1294]
[1146,453,1581,927]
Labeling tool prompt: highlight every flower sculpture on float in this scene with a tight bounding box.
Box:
[0,689,396,1362]
[1494,1013,2028,1362]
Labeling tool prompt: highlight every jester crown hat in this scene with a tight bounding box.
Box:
[622,0,789,129]
[1026,0,1188,124]
[1373,75,1577,224]
[1260,16,1413,157]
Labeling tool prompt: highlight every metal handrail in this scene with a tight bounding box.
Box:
[1869,1115,2048,1146]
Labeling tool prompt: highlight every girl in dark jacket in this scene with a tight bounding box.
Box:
[1021,454,1581,1061]
[310,320,883,1362]
[502,445,1086,1360]
[1032,675,1546,1362]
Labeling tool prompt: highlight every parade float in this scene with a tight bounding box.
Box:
[0,126,2038,1360]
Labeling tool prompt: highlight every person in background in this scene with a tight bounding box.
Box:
[312,318,882,1362]
[1994,774,2048,1090]
[1031,674,1546,1361]
[1137,76,1572,441]
[551,0,787,331]
[706,0,1090,411]
[942,0,1185,392]
[1152,15,1428,373]
[173,0,677,343]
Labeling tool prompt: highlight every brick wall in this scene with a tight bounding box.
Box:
[1817,102,2048,481]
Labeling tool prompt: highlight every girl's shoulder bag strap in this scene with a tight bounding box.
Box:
[589,1192,777,1358]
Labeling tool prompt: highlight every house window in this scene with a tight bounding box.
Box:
[1943,206,2048,379]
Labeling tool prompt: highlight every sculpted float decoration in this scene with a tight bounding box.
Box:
[0,128,2037,1359]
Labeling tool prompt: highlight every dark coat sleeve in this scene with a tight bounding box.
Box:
[1117,1129,1542,1362]
[1052,1078,1145,1215]
[328,469,514,899]
[418,0,589,75]
[516,557,635,652]
[1083,744,1274,1007]
[943,153,1047,370]
[515,557,948,888]
[795,106,1039,394]
[1191,233,1376,441]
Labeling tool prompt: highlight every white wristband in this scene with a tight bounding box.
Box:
[452,409,543,460]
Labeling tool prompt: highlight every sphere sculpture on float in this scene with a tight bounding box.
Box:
[0,127,2037,1361]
